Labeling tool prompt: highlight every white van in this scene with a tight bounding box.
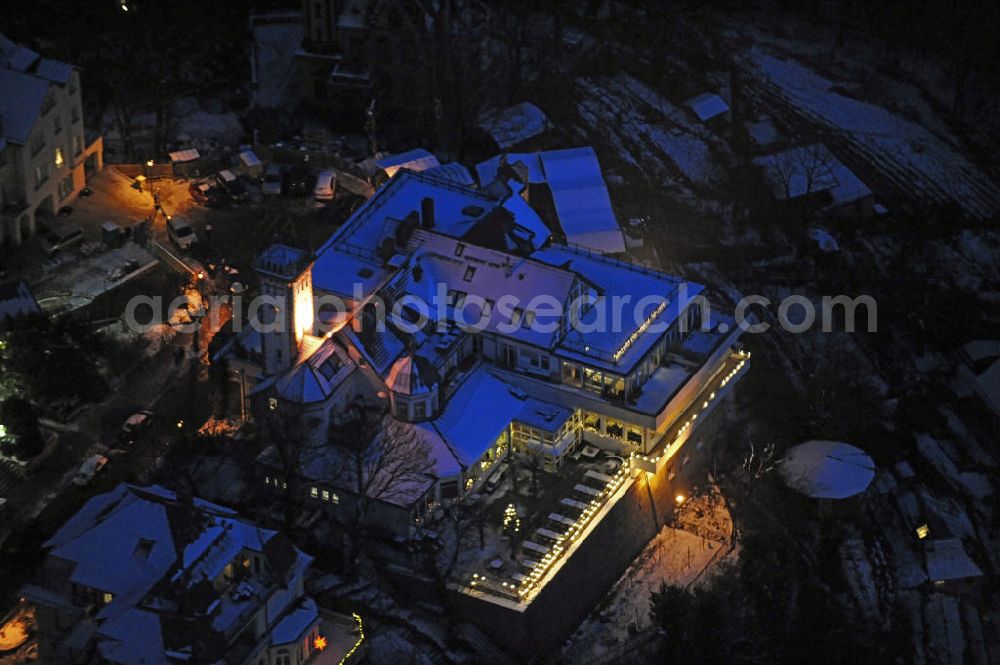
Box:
[313,170,337,202]
[167,216,197,249]
[39,220,84,255]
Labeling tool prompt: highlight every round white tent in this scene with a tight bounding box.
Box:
[779,440,875,500]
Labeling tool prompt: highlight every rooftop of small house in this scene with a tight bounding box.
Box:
[24,484,315,665]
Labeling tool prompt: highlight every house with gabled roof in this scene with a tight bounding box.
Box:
[0,33,103,250]
[21,483,363,665]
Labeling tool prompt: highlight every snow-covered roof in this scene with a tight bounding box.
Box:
[685,93,729,122]
[780,440,875,500]
[386,353,438,395]
[429,366,532,467]
[476,152,546,186]
[33,58,73,84]
[425,162,475,186]
[0,33,39,72]
[0,68,48,145]
[0,280,40,327]
[478,101,551,149]
[479,147,626,253]
[754,144,872,208]
[924,538,983,582]
[271,598,319,645]
[374,148,440,177]
[37,484,315,664]
[533,244,700,371]
[540,147,626,253]
[315,170,496,267]
[395,230,579,349]
[168,148,200,163]
[274,336,355,404]
[745,116,780,148]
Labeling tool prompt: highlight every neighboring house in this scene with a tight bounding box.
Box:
[476,147,627,255]
[478,102,552,150]
[0,33,103,250]
[21,484,362,665]
[684,92,730,125]
[296,0,424,103]
[221,158,746,537]
[954,339,1000,418]
[0,279,40,328]
[753,143,875,219]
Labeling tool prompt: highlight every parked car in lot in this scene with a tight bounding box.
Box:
[282,167,314,197]
[117,410,154,447]
[38,220,84,255]
[167,216,197,249]
[216,169,248,201]
[261,164,284,195]
[72,454,108,486]
[313,170,337,201]
[189,180,227,207]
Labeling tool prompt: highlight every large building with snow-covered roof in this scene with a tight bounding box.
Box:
[20,484,358,665]
[231,160,746,535]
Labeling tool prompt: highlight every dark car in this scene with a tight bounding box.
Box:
[282,167,314,197]
[216,170,248,201]
[189,180,227,207]
[117,410,154,446]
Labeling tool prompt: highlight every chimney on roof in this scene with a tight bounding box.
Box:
[421,197,435,229]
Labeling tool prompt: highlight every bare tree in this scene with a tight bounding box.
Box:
[332,402,436,549]
[741,440,777,494]
[259,404,326,530]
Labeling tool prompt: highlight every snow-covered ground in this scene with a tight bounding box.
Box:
[574,73,733,193]
[742,49,1000,220]
[559,486,735,663]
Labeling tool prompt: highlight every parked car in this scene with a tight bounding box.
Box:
[117,410,154,447]
[167,216,197,249]
[261,164,284,195]
[38,220,84,255]
[216,169,248,201]
[313,170,337,202]
[72,454,108,486]
[189,180,227,207]
[282,167,314,197]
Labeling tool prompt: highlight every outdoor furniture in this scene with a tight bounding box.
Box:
[512,572,527,583]
[548,513,575,527]
[574,483,601,497]
[520,559,539,570]
[580,445,600,459]
[536,528,562,542]
[489,558,504,571]
[522,541,548,555]
[585,469,614,484]
[560,497,588,511]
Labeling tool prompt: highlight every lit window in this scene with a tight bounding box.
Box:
[321,489,330,502]
[54,147,64,167]
[102,592,114,604]
[329,493,340,505]
[310,486,319,498]
[916,524,929,539]
[268,397,279,411]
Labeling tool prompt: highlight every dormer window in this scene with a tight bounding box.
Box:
[523,310,536,329]
[455,243,465,257]
[509,308,523,326]
[463,266,476,281]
